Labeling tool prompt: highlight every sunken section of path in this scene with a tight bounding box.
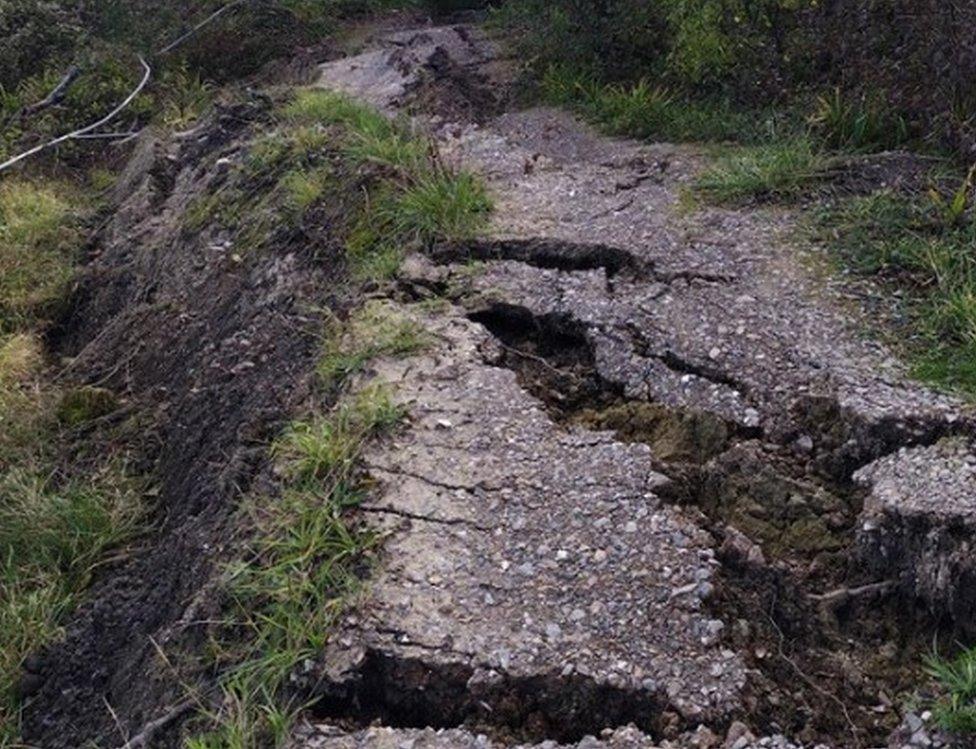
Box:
[309,23,976,749]
[311,311,742,739]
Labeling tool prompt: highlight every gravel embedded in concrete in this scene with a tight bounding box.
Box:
[856,438,976,628]
[314,311,745,737]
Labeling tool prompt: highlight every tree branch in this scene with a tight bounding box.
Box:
[157,0,247,56]
[0,57,152,175]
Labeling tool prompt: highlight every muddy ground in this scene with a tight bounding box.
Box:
[15,16,976,749]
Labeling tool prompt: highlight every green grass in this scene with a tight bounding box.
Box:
[926,645,976,733]
[0,181,79,329]
[815,183,976,395]
[345,169,492,280]
[318,301,428,386]
[286,89,492,280]
[539,65,781,145]
[189,385,405,748]
[694,138,832,205]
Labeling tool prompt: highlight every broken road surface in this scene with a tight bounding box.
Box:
[304,23,976,749]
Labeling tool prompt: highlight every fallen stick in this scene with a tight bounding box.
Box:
[119,699,195,748]
[20,65,81,118]
[808,580,896,606]
[0,56,152,175]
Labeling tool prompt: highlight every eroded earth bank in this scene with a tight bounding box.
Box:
[20,19,976,749]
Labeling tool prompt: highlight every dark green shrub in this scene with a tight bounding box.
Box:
[0,0,80,88]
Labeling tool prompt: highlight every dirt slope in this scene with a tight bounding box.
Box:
[301,23,976,749]
[20,101,353,748]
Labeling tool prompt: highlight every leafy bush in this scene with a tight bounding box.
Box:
[490,0,667,83]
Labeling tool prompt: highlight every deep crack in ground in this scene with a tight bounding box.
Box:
[464,297,951,748]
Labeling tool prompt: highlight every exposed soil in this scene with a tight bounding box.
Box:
[19,100,361,748]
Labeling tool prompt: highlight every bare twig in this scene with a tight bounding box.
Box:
[808,580,895,606]
[21,65,81,118]
[157,0,247,56]
[0,57,152,174]
[120,700,195,749]
[73,131,140,140]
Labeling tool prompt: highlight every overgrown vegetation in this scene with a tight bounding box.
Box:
[926,645,976,734]
[814,171,976,395]
[494,0,975,156]
[0,180,145,746]
[0,0,447,167]
[188,305,426,747]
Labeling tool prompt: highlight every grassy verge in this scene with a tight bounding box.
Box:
[813,179,976,395]
[187,303,426,747]
[0,180,145,746]
[538,65,779,145]
[187,89,491,282]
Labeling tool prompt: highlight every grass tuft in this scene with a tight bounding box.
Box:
[815,179,976,395]
[809,89,911,153]
[926,645,976,733]
[694,138,831,205]
[0,461,144,744]
[188,299,427,746]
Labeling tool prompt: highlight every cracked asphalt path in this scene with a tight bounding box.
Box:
[306,21,976,749]
[315,312,743,739]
